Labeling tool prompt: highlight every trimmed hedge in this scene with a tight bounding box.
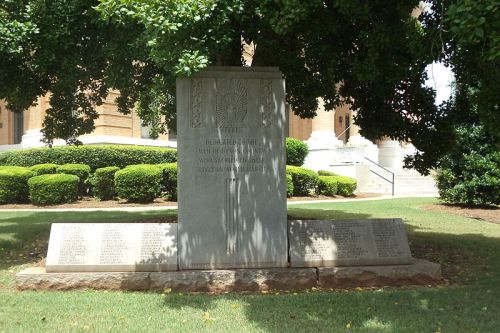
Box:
[0,145,177,171]
[318,170,339,177]
[285,166,319,196]
[115,165,162,202]
[157,163,178,201]
[0,166,35,204]
[317,176,338,196]
[330,175,357,196]
[30,163,59,176]
[89,166,120,200]
[286,173,294,198]
[56,164,91,196]
[28,174,79,205]
[286,138,308,166]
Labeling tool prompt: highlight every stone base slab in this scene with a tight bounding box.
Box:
[318,259,442,288]
[16,259,441,292]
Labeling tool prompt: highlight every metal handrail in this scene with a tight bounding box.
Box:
[336,124,352,140]
[363,157,395,196]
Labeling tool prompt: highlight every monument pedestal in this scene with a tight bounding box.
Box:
[16,260,441,292]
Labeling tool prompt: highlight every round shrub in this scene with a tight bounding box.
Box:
[0,166,35,204]
[89,166,120,200]
[436,125,499,206]
[30,163,59,176]
[286,138,309,166]
[56,164,91,180]
[28,174,79,205]
[318,170,339,176]
[286,173,294,198]
[0,145,177,171]
[330,175,357,196]
[157,163,178,201]
[285,166,319,196]
[437,154,500,206]
[317,176,338,196]
[115,165,162,202]
[56,164,91,196]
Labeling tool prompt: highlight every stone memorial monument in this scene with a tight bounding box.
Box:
[45,223,177,272]
[176,67,288,269]
[15,67,442,291]
[288,219,413,267]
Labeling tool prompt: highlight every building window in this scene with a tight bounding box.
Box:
[13,111,24,144]
[344,116,350,143]
[141,124,154,139]
[168,129,177,141]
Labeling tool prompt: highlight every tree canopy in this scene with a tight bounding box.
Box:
[0,0,498,173]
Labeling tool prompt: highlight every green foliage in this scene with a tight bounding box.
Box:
[318,170,339,177]
[56,164,91,196]
[0,166,34,204]
[115,165,162,203]
[285,138,308,166]
[317,176,338,197]
[28,174,79,205]
[157,163,178,201]
[0,0,498,173]
[0,145,177,170]
[56,164,90,181]
[285,165,319,196]
[88,166,120,201]
[286,173,293,198]
[436,125,499,206]
[329,176,357,197]
[29,163,59,176]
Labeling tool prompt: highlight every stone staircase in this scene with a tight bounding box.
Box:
[360,168,438,196]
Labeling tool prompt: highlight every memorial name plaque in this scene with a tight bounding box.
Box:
[177,67,288,269]
[288,219,413,267]
[46,223,178,272]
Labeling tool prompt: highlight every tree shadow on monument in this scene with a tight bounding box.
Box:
[177,71,288,270]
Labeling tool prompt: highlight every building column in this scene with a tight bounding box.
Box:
[307,99,343,149]
[21,96,48,148]
[302,99,343,171]
[378,136,403,170]
[346,111,379,163]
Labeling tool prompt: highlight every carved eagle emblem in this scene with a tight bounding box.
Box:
[216,79,248,127]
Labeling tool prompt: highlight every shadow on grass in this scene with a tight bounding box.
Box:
[287,207,374,220]
[158,207,500,332]
[159,227,500,332]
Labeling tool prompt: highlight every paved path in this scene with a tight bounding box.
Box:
[0,194,437,213]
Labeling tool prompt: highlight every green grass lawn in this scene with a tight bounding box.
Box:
[1,197,499,333]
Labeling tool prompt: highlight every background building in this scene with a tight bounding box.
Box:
[0,87,437,196]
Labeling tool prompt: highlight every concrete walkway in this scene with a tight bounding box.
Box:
[0,194,437,213]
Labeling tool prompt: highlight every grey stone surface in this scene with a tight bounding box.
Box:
[318,259,442,288]
[45,223,177,272]
[16,267,317,292]
[289,219,413,267]
[150,268,317,292]
[177,67,288,269]
[16,261,441,291]
[16,267,151,290]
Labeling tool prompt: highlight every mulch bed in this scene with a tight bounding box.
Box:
[287,193,382,201]
[423,203,500,224]
[0,197,178,210]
